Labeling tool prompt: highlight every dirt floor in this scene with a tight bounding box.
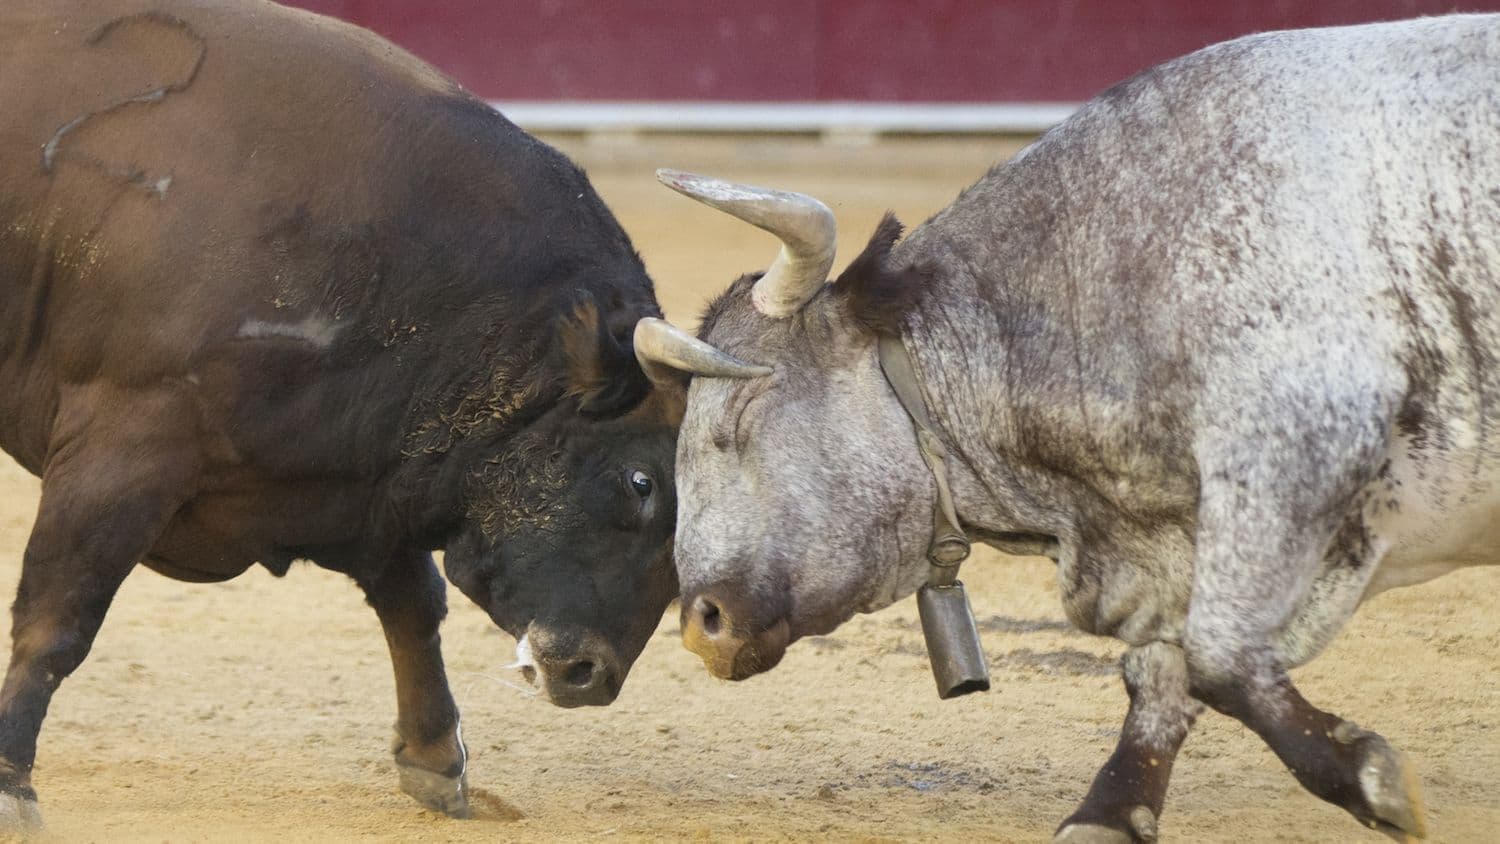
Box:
[2,135,1496,843]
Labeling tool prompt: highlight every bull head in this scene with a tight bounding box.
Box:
[637,171,942,682]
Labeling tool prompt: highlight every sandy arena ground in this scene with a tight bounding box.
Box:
[0,136,1495,843]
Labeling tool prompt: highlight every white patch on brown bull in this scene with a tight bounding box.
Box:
[237,315,341,348]
[504,633,538,686]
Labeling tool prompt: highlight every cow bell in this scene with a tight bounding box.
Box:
[916,580,990,699]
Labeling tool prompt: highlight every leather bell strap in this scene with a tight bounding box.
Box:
[876,334,972,584]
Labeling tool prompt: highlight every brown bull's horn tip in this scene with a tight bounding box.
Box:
[633,317,772,381]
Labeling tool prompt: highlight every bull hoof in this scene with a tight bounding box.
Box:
[1053,807,1156,844]
[1053,825,1133,844]
[397,763,471,819]
[0,790,43,836]
[1054,805,1156,844]
[1356,736,1427,841]
[1333,722,1427,841]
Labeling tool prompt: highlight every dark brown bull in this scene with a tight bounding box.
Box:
[0,0,696,828]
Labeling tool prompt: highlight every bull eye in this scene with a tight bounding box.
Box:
[629,469,653,497]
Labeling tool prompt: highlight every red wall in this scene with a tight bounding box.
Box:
[284,1,1500,102]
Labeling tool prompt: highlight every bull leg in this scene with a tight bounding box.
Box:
[355,551,470,818]
[0,432,194,830]
[1184,465,1426,841]
[1054,642,1202,844]
[1190,661,1425,841]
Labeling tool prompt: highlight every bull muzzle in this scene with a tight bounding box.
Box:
[510,626,625,708]
[680,592,790,680]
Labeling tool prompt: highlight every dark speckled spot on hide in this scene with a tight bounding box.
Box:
[1209,229,1244,266]
[1325,506,1373,570]
[1395,395,1437,452]
[1429,235,1491,439]
[1441,278,1484,375]
[1388,286,1449,453]
[1430,233,1456,280]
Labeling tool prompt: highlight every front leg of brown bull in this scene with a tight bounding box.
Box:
[0,414,196,831]
[1182,466,1427,842]
[354,552,470,818]
[1053,643,1203,843]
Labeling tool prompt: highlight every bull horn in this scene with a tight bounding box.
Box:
[634,317,772,383]
[657,169,836,318]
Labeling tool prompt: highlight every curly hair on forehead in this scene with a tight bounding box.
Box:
[402,292,658,458]
[466,432,579,540]
[402,349,553,458]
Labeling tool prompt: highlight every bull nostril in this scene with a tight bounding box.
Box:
[563,660,596,688]
[697,598,722,636]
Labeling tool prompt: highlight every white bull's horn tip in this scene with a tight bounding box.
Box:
[651,171,837,318]
[655,169,772,204]
[656,168,706,192]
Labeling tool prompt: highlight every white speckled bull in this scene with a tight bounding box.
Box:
[636,16,1500,843]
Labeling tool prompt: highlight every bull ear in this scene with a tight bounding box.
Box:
[559,299,650,416]
[835,212,927,336]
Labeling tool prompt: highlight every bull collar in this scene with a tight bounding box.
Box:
[876,334,971,583]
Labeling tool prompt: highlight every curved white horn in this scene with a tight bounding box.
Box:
[634,317,772,383]
[657,169,836,318]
